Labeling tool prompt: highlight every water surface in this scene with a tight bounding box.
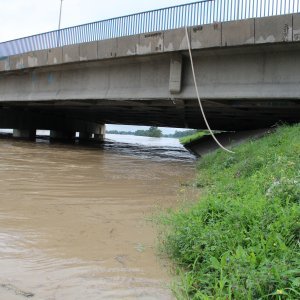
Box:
[0,134,195,299]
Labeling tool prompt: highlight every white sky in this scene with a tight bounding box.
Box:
[0,0,197,133]
[0,0,197,42]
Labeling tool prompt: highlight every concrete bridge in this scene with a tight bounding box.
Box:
[0,0,300,140]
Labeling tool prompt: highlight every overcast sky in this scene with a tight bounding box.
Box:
[0,0,197,133]
[0,0,197,42]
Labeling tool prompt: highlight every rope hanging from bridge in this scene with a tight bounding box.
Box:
[185,27,235,154]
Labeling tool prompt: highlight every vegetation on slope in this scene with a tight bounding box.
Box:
[161,124,300,299]
[179,131,208,145]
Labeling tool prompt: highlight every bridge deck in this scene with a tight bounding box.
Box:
[0,14,299,132]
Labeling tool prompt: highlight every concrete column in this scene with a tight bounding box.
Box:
[50,130,75,140]
[93,124,105,141]
[13,129,36,139]
[79,131,93,140]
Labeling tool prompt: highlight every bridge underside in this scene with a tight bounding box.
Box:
[0,44,299,132]
[0,98,298,131]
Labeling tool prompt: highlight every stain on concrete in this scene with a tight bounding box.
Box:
[47,73,54,84]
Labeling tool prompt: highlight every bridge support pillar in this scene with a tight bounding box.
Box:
[79,131,93,140]
[92,124,105,141]
[13,129,36,139]
[50,130,76,140]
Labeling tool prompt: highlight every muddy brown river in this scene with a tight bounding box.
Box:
[0,134,195,299]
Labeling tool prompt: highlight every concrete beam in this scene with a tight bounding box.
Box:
[293,14,300,42]
[98,39,117,59]
[63,45,80,63]
[48,47,63,65]
[80,41,98,61]
[0,56,10,71]
[191,23,222,49]
[116,36,139,57]
[9,55,25,70]
[33,50,48,66]
[222,19,254,46]
[13,129,36,139]
[138,32,163,55]
[23,52,37,68]
[255,15,293,44]
[164,28,190,52]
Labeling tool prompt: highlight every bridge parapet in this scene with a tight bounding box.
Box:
[0,14,300,73]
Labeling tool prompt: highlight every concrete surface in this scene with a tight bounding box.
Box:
[47,47,63,65]
[184,129,273,157]
[9,55,24,70]
[255,14,293,43]
[0,57,9,71]
[1,15,300,72]
[222,19,254,46]
[293,14,300,42]
[0,15,299,133]
[23,52,38,68]
[138,32,163,55]
[169,54,182,94]
[80,41,98,61]
[33,50,48,66]
[0,43,299,131]
[164,28,189,51]
[191,23,222,49]
[116,35,139,57]
[63,45,80,63]
[98,39,117,59]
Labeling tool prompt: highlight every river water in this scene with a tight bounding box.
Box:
[0,133,195,300]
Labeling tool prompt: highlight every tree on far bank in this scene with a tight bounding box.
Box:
[147,126,162,137]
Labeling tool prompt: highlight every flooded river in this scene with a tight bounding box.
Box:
[0,134,195,299]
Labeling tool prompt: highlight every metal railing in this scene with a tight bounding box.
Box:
[0,0,299,57]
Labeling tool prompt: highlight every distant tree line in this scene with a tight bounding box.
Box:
[106,127,199,138]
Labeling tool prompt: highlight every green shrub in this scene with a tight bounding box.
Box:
[161,124,300,299]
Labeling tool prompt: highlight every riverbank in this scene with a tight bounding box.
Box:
[160,124,300,299]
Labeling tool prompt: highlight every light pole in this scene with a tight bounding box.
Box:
[57,0,64,47]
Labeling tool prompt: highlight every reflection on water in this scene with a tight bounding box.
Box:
[0,134,195,299]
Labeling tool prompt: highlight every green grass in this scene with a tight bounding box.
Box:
[179,131,208,145]
[160,124,300,299]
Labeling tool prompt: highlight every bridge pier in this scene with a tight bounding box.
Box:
[13,129,36,139]
[50,130,76,140]
[92,125,105,141]
[78,131,93,140]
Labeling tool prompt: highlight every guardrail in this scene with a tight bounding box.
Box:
[0,0,299,57]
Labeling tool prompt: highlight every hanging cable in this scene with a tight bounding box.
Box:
[185,27,235,154]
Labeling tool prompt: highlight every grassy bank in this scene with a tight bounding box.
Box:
[179,131,208,145]
[161,124,300,299]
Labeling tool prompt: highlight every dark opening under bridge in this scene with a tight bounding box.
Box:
[0,0,299,140]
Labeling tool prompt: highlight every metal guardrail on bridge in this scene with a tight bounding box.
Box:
[0,0,299,57]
